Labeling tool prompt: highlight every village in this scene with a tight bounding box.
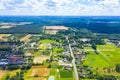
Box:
[0,26,120,80]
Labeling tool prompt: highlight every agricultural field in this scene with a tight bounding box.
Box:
[39,39,56,44]
[0,26,12,29]
[33,56,50,64]
[0,34,11,41]
[97,44,120,64]
[45,30,58,34]
[24,66,50,80]
[84,47,95,52]
[20,34,32,42]
[83,44,120,76]
[0,69,20,80]
[60,70,73,80]
[38,43,52,50]
[83,51,111,68]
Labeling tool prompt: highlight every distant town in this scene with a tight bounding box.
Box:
[0,25,120,80]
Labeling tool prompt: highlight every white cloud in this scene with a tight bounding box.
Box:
[0,0,120,15]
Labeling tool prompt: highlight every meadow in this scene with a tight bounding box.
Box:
[97,44,120,64]
[39,39,56,44]
[83,44,120,76]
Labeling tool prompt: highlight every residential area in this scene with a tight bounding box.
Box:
[0,26,120,80]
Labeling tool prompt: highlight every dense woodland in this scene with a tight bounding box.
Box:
[0,16,120,34]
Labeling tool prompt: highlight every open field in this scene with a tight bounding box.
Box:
[0,26,12,29]
[24,66,50,80]
[33,56,50,63]
[0,34,11,41]
[97,44,120,64]
[83,51,120,76]
[0,69,20,80]
[45,30,58,34]
[39,39,56,44]
[84,47,95,52]
[20,34,32,42]
[83,51,111,68]
[38,43,52,50]
[0,70,6,79]
[60,78,74,80]
[31,68,50,77]
[24,77,46,80]
[60,70,73,78]
[84,44,120,76]
[44,26,68,34]
[45,26,68,30]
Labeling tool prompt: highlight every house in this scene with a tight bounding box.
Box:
[7,55,24,64]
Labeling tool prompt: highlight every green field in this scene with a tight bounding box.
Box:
[83,44,120,76]
[60,70,73,78]
[52,47,64,54]
[60,78,74,80]
[84,47,95,52]
[97,44,120,64]
[39,39,56,44]
[83,51,111,68]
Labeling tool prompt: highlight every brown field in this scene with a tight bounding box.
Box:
[0,26,12,29]
[0,69,20,79]
[20,34,32,42]
[31,67,50,77]
[45,26,68,30]
[44,26,68,34]
[0,70,6,79]
[33,56,50,63]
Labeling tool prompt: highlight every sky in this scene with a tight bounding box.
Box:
[0,0,120,16]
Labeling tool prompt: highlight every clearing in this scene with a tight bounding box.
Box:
[20,34,32,42]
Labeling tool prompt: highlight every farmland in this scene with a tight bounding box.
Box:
[83,44,120,76]
[0,69,20,80]
[39,39,56,44]
[60,70,73,78]
[97,44,120,64]
[20,34,32,42]
[33,56,50,64]
[24,66,50,80]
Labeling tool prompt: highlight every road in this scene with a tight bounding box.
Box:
[66,36,79,80]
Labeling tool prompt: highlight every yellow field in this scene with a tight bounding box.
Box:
[0,69,20,79]
[0,34,11,41]
[0,26,12,29]
[0,70,6,79]
[31,67,50,77]
[33,56,50,64]
[24,66,50,80]
[20,34,32,42]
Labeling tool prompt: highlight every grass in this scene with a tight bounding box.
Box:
[60,78,74,80]
[83,44,120,76]
[52,47,64,54]
[97,44,120,64]
[1,69,20,80]
[84,47,94,52]
[60,70,73,78]
[39,39,56,44]
[83,51,111,68]
[50,68,60,80]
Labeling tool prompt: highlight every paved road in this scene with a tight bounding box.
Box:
[66,36,79,80]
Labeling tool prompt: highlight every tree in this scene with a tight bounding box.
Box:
[92,43,97,50]
[115,64,120,72]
